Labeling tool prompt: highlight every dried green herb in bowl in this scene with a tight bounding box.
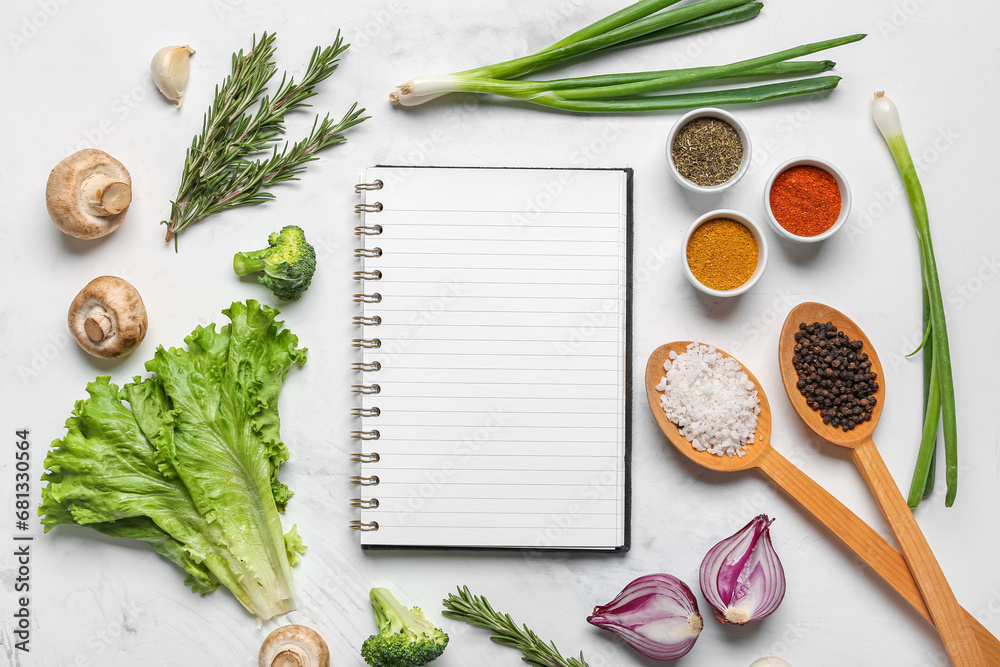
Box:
[666,107,750,192]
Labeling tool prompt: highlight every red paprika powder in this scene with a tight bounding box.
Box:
[769,165,841,236]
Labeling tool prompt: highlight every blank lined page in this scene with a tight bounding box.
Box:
[354,166,629,549]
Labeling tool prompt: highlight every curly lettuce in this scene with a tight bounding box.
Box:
[39,300,307,620]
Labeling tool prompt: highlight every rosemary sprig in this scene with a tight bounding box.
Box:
[164,31,368,245]
[442,586,589,667]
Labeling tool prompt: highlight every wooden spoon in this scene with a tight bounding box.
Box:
[645,342,1000,661]
[777,302,986,666]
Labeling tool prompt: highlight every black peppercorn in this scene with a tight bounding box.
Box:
[790,321,879,431]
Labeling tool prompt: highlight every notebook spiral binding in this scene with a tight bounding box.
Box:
[354,179,383,193]
[352,180,385,532]
[353,361,381,372]
[350,520,379,531]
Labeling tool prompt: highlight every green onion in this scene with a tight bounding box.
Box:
[542,0,686,50]
[459,0,754,80]
[481,59,837,94]
[600,3,763,51]
[538,35,862,100]
[921,288,938,500]
[524,76,843,113]
[402,32,856,103]
[391,0,864,112]
[872,91,958,507]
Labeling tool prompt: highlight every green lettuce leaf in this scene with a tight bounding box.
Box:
[39,301,307,620]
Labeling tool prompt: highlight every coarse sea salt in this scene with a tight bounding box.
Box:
[655,342,761,457]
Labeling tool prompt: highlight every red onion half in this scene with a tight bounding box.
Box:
[699,514,785,625]
[587,573,703,660]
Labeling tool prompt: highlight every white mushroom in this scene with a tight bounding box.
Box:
[258,625,330,667]
[46,149,132,239]
[68,276,147,359]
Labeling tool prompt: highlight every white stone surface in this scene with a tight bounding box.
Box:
[1,1,999,665]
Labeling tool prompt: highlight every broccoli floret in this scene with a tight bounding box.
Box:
[233,225,317,301]
[361,587,448,667]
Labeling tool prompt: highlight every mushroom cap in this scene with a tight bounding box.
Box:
[258,625,330,667]
[46,149,132,239]
[68,276,148,359]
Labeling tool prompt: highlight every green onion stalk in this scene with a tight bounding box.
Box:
[390,0,866,113]
[871,91,956,507]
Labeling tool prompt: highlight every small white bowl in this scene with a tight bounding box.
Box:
[665,107,752,194]
[763,157,852,243]
[682,209,768,297]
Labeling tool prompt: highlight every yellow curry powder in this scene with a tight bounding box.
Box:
[686,218,759,291]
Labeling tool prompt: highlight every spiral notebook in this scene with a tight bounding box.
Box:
[350,166,632,550]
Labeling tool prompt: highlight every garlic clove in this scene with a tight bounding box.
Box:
[151,45,195,107]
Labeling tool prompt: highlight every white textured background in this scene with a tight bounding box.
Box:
[1,1,999,665]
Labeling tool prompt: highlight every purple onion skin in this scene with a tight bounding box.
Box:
[587,573,703,661]
[699,514,786,625]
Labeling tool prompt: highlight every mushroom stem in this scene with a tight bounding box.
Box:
[81,173,132,216]
[271,650,304,667]
[84,311,115,342]
[68,276,147,358]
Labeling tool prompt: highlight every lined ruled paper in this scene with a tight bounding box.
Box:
[354,167,628,549]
